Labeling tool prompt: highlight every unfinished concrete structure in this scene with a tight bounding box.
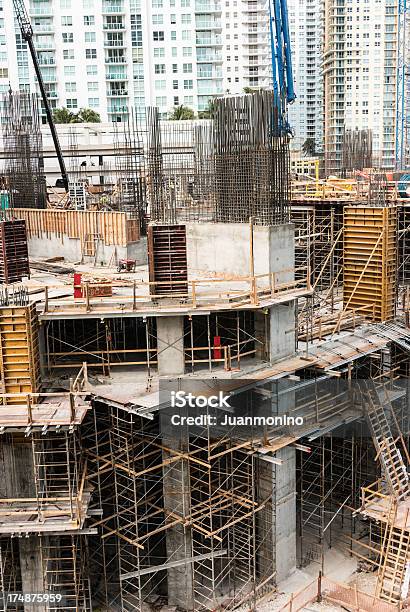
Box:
[0,93,410,611]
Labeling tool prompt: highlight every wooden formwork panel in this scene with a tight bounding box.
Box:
[16,208,139,247]
[343,206,397,322]
[0,305,40,403]
[0,220,30,284]
[148,224,188,296]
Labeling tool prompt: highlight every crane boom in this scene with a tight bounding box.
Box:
[269,0,296,134]
[12,0,69,191]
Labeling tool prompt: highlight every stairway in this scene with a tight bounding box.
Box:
[362,382,409,500]
[377,502,410,603]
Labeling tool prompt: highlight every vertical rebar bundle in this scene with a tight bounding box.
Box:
[341,128,373,175]
[113,108,147,233]
[0,91,46,210]
[213,92,290,226]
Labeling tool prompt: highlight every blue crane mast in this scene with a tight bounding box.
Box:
[396,0,408,170]
[268,0,296,134]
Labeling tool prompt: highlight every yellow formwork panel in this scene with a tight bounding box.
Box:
[0,305,40,403]
[343,206,397,323]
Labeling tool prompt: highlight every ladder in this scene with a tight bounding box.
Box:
[377,502,410,603]
[81,233,101,264]
[362,382,409,500]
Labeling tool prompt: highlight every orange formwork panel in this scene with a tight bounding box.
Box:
[343,206,397,323]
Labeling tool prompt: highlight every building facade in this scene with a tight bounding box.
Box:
[0,0,273,121]
[287,0,324,154]
[323,0,397,173]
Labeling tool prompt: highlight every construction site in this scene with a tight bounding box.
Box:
[0,80,409,612]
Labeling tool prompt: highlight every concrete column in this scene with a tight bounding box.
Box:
[254,310,269,361]
[161,429,194,610]
[275,446,297,582]
[269,302,296,363]
[0,439,46,612]
[156,316,185,377]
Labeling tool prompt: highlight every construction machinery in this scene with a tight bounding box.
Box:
[12,0,69,191]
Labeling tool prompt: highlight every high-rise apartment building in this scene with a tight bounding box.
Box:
[323,0,397,173]
[287,0,324,153]
[0,0,273,122]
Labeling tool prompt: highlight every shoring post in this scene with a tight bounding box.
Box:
[69,391,75,424]
[26,394,32,426]
[44,286,49,313]
[133,281,136,311]
[317,571,322,603]
[192,281,196,308]
[85,281,90,313]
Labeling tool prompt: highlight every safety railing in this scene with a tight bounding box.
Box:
[40,268,312,316]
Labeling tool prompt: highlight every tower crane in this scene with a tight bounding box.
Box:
[12,0,69,191]
[268,0,296,134]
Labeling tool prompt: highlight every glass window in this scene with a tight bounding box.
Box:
[66,98,78,108]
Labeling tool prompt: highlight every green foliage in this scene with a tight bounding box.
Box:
[302,138,316,157]
[52,107,101,124]
[169,105,196,120]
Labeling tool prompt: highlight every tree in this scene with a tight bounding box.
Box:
[53,107,77,124]
[243,86,254,94]
[198,98,216,119]
[169,105,196,120]
[302,138,316,157]
[75,108,101,123]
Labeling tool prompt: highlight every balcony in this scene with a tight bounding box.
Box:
[197,81,223,95]
[107,89,128,96]
[105,56,126,64]
[196,52,222,62]
[102,2,125,14]
[196,34,222,46]
[33,24,54,33]
[103,22,125,30]
[38,56,55,66]
[104,38,125,47]
[197,67,222,78]
[195,0,221,12]
[30,6,53,16]
[36,41,55,50]
[195,18,222,29]
[106,71,127,80]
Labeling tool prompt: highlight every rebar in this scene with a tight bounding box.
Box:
[0,90,46,210]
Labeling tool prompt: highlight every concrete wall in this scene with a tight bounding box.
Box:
[186,222,294,280]
[269,302,296,361]
[275,446,297,582]
[26,234,147,267]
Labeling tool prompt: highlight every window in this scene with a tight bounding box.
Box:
[88,97,99,107]
[84,16,95,26]
[173,95,179,105]
[182,30,191,40]
[87,81,98,91]
[181,0,190,6]
[181,14,191,24]
[170,14,176,24]
[155,63,165,74]
[153,48,165,57]
[65,82,76,92]
[86,65,97,75]
[85,32,96,42]
[156,96,167,106]
[171,31,176,40]
[60,0,71,7]
[152,14,163,24]
[155,80,166,89]
[182,47,192,56]
[64,65,75,75]
[62,33,74,43]
[86,49,97,59]
[184,95,193,105]
[153,31,164,41]
[172,64,178,73]
[173,79,178,89]
[0,67,8,78]
[63,49,74,59]
[152,0,163,6]
[183,79,193,89]
[83,0,94,7]
[66,98,78,108]
[183,63,192,73]
[61,16,72,26]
